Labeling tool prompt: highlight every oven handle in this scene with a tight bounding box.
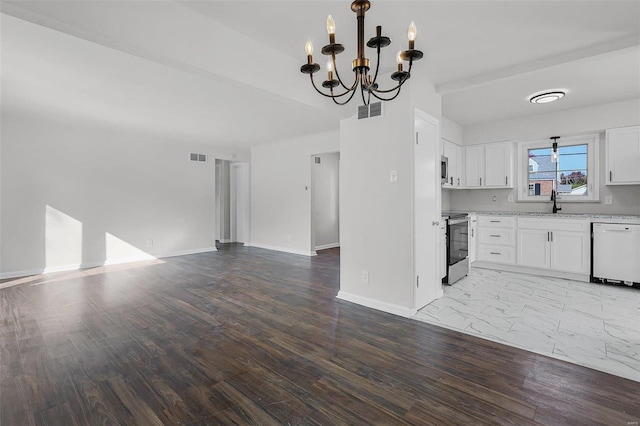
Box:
[448,217,469,225]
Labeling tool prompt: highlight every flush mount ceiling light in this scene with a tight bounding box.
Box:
[529,91,566,104]
[300,0,423,106]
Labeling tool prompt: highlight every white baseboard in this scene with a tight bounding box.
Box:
[0,247,218,280]
[315,243,340,250]
[336,291,417,318]
[217,239,233,243]
[247,242,317,257]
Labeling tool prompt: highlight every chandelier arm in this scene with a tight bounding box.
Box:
[370,60,413,94]
[332,55,359,91]
[309,74,356,99]
[360,78,369,106]
[365,45,382,91]
[369,86,403,102]
[331,83,359,105]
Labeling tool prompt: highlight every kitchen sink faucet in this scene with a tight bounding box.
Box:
[551,190,561,214]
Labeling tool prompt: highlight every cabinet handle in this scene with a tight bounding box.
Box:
[550,231,553,242]
[471,229,474,237]
[490,252,501,255]
[490,234,500,237]
[457,177,460,186]
[505,176,508,185]
[490,220,500,223]
[547,232,550,242]
[480,177,482,186]
[610,171,612,182]
[450,177,453,185]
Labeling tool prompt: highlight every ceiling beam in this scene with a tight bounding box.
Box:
[436,35,640,95]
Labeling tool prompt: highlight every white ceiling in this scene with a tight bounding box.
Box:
[2,0,639,150]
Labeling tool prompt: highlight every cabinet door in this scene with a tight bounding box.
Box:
[455,144,464,187]
[606,126,640,184]
[468,215,477,263]
[550,231,589,274]
[440,223,447,279]
[465,145,484,187]
[485,142,512,187]
[442,139,455,187]
[517,229,550,269]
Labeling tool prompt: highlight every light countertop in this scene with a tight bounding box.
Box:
[450,211,640,224]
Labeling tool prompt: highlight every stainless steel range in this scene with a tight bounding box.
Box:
[441,212,469,285]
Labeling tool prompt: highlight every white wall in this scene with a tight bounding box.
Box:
[463,99,640,145]
[230,162,249,244]
[339,73,442,316]
[250,130,339,256]
[312,152,340,250]
[441,115,463,144]
[450,99,640,215]
[0,117,244,278]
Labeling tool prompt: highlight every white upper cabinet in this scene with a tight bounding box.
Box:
[465,145,484,187]
[606,126,640,185]
[442,139,463,188]
[465,142,513,188]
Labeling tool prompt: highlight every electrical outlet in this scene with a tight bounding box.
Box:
[362,270,369,283]
[507,194,514,203]
[605,196,613,205]
[146,239,154,247]
[390,170,398,183]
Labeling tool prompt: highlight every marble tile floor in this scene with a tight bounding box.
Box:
[414,267,640,382]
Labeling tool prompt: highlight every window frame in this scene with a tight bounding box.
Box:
[517,133,599,203]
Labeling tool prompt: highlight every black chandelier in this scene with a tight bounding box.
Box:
[300,0,423,106]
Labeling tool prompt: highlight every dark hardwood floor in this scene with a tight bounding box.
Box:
[1,244,638,425]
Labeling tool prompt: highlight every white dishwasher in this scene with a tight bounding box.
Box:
[592,223,640,285]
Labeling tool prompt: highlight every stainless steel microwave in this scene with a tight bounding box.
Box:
[441,155,448,183]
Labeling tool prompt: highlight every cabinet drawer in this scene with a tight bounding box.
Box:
[477,216,516,228]
[478,228,515,246]
[517,217,589,232]
[477,244,515,264]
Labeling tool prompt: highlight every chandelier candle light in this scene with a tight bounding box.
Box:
[300,0,423,106]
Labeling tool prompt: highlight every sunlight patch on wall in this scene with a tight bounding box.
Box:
[105,232,156,265]
[45,205,83,272]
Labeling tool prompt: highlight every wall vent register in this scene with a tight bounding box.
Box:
[189,153,208,162]
[357,101,383,120]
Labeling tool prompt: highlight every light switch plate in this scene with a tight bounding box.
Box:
[390,170,398,183]
[605,196,613,205]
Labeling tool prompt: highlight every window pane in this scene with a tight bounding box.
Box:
[558,144,587,170]
[527,143,589,197]
[528,147,555,196]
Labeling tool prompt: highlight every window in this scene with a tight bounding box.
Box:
[518,134,599,202]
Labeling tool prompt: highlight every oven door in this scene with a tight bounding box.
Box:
[448,217,469,266]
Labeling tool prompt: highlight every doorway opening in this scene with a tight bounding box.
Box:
[311,152,340,252]
[215,159,249,245]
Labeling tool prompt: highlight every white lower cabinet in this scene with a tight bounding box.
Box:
[476,216,516,264]
[475,215,592,280]
[468,214,477,263]
[440,222,447,279]
[516,218,590,274]
[517,229,550,269]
